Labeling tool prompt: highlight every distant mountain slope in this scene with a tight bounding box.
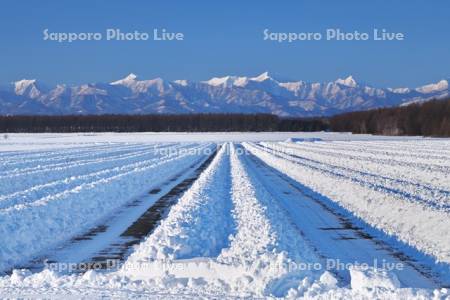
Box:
[0,73,448,116]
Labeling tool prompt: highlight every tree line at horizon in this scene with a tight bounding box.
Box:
[329,98,450,137]
[0,113,327,133]
[0,98,448,137]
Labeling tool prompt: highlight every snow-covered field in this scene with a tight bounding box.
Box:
[0,132,449,299]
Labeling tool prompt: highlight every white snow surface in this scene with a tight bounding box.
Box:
[0,132,449,299]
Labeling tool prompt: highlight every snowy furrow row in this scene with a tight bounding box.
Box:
[243,142,450,264]
[0,142,131,163]
[0,144,204,210]
[326,140,450,159]
[338,140,450,152]
[0,143,194,195]
[289,140,450,167]
[258,142,450,210]
[0,143,168,172]
[0,143,212,272]
[0,143,183,178]
[277,141,450,172]
[127,144,233,263]
[216,144,320,296]
[219,144,317,265]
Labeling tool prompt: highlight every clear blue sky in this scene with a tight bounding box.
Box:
[0,0,449,87]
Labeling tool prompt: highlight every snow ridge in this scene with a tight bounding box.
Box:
[126,144,233,262]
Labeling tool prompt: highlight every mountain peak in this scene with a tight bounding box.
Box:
[14,79,43,98]
[335,75,357,87]
[14,79,37,90]
[204,75,249,88]
[252,71,271,82]
[111,73,138,85]
[204,72,277,87]
[125,73,138,80]
[437,79,449,89]
[416,79,449,93]
[15,79,37,84]
[174,79,189,86]
[204,76,233,87]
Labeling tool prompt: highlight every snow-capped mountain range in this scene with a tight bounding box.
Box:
[0,72,448,116]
